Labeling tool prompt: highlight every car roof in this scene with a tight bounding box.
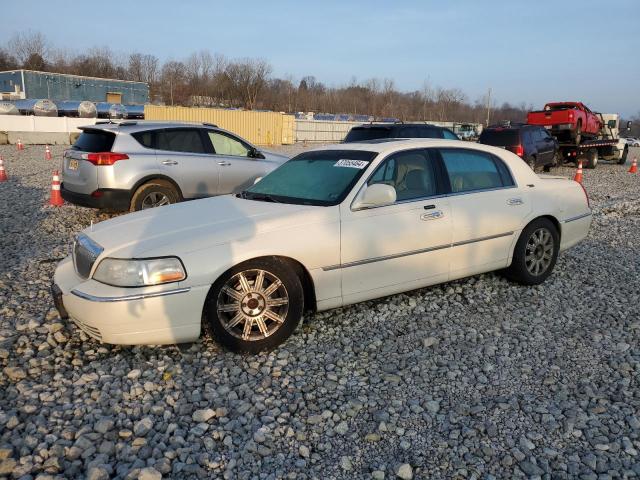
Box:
[81,121,219,134]
[312,138,504,155]
[352,123,447,129]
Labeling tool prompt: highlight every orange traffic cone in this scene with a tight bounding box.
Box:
[629,158,638,174]
[49,170,63,206]
[45,145,52,160]
[573,159,583,183]
[0,156,7,182]
[16,139,24,151]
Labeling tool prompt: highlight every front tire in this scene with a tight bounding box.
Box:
[619,146,628,165]
[504,218,559,285]
[204,258,304,353]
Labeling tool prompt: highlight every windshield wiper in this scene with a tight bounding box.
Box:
[242,192,281,203]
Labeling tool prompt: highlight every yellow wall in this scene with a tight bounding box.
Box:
[144,105,295,145]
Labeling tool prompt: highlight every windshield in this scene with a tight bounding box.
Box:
[344,127,392,142]
[243,149,377,206]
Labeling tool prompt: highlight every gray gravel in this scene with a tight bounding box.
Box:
[0,143,639,479]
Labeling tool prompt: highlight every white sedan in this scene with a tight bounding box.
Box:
[52,139,592,352]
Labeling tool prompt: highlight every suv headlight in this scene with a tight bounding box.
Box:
[93,257,186,287]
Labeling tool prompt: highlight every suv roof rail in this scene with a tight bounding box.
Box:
[202,122,218,128]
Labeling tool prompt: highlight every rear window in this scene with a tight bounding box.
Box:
[479,129,520,146]
[132,131,154,149]
[396,126,443,138]
[72,130,115,152]
[344,127,392,142]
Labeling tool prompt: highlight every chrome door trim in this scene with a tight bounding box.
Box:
[322,243,451,271]
[71,287,191,303]
[323,230,514,271]
[562,212,592,223]
[451,231,514,248]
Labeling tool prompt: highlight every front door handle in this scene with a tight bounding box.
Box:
[162,159,178,165]
[218,161,231,166]
[507,198,524,206]
[420,210,444,221]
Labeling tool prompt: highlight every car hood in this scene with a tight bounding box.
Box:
[83,195,328,258]
[260,149,290,164]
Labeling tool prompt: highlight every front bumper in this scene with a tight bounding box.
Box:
[52,256,208,345]
[61,184,131,211]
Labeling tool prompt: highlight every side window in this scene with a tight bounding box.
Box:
[132,131,154,149]
[368,149,438,201]
[208,131,251,157]
[440,149,511,193]
[156,129,205,154]
[442,129,459,140]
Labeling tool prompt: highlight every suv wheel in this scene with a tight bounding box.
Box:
[130,180,180,211]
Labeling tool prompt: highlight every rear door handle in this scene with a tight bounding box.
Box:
[218,161,231,166]
[507,198,524,206]
[162,159,178,165]
[420,210,444,221]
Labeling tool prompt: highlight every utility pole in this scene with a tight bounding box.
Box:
[486,87,491,127]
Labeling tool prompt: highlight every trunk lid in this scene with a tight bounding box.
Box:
[62,128,116,194]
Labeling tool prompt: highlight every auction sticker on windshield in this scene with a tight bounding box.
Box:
[334,159,369,169]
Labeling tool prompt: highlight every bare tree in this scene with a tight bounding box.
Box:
[8,31,49,67]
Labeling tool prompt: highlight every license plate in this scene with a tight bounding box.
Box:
[68,159,79,170]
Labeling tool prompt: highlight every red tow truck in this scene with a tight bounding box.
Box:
[527,102,630,169]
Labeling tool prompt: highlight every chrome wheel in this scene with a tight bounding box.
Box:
[141,191,171,209]
[216,269,289,341]
[525,228,554,276]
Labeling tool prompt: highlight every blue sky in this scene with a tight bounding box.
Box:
[5,0,640,116]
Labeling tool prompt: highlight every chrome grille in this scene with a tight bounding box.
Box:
[72,234,103,279]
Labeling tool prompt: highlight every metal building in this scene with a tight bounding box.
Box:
[0,70,148,104]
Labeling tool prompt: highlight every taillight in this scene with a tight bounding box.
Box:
[578,182,590,208]
[84,152,129,166]
[508,144,524,157]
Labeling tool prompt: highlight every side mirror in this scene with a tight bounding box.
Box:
[249,148,265,159]
[352,184,397,210]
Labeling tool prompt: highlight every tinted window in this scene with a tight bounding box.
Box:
[397,126,443,139]
[208,131,250,156]
[369,149,438,201]
[72,130,115,152]
[344,127,392,142]
[440,149,507,193]
[132,131,154,149]
[156,129,205,154]
[479,129,520,146]
[442,129,459,140]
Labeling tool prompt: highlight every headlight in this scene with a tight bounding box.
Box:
[93,257,186,287]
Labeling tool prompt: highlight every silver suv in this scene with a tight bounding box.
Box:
[61,121,289,211]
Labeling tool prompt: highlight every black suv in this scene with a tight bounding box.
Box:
[479,123,559,171]
[344,123,460,142]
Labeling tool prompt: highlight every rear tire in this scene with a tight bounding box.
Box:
[574,121,582,145]
[130,180,180,212]
[503,218,559,285]
[203,258,304,353]
[585,148,598,169]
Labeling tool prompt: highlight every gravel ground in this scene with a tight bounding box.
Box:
[0,144,639,479]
